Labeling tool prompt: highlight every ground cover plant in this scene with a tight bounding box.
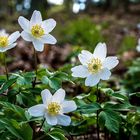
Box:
[0,5,140,140]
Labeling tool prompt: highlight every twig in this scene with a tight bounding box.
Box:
[32,48,38,88]
[3,52,9,80]
[96,83,100,140]
[38,118,46,133]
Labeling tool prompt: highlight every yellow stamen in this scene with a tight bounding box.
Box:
[31,24,44,38]
[48,102,61,116]
[0,36,8,47]
[88,58,102,74]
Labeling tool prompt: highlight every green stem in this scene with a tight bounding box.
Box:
[34,48,37,76]
[96,83,100,140]
[3,52,9,80]
[38,118,45,133]
[33,48,37,88]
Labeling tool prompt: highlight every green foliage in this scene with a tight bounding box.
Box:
[0,60,139,139]
[0,78,17,94]
[123,58,140,92]
[55,17,104,50]
[119,35,137,54]
[0,101,32,140]
[99,110,121,133]
[48,131,68,140]
[78,102,101,114]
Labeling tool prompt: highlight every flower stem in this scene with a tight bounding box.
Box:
[3,52,9,80]
[33,48,37,88]
[96,83,100,140]
[34,48,37,75]
[38,118,45,133]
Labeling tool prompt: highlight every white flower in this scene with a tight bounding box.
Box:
[28,88,77,126]
[136,39,140,52]
[18,10,57,52]
[0,29,20,52]
[71,43,119,86]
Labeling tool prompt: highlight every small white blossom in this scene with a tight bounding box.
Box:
[28,88,77,126]
[136,39,140,52]
[71,43,119,86]
[0,29,20,52]
[18,10,57,52]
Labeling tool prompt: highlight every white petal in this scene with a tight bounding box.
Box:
[42,19,56,33]
[136,45,140,52]
[85,74,100,86]
[39,34,57,44]
[0,29,8,36]
[99,68,111,80]
[18,16,30,32]
[41,89,52,105]
[78,50,93,65]
[21,31,32,42]
[103,56,119,70]
[57,114,71,126]
[32,39,44,52]
[52,88,65,103]
[0,43,17,52]
[93,42,107,61]
[45,113,57,125]
[8,31,20,45]
[30,10,42,26]
[62,101,77,113]
[71,65,89,78]
[28,104,45,117]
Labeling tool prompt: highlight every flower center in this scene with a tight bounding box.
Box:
[31,24,44,38]
[47,102,61,116]
[0,36,8,47]
[88,58,102,74]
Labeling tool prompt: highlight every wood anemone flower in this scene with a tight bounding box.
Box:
[71,43,119,86]
[0,29,20,52]
[28,88,77,126]
[18,10,57,52]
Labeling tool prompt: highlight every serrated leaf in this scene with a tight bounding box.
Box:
[99,110,121,133]
[48,132,67,140]
[49,77,61,90]
[112,92,128,101]
[0,78,17,94]
[42,76,49,84]
[0,101,26,121]
[79,102,101,114]
[0,118,32,140]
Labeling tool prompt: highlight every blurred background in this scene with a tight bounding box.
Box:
[0,0,140,77]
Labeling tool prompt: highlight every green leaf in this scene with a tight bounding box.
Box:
[42,76,61,90]
[79,102,101,114]
[49,77,61,90]
[48,132,67,140]
[111,92,128,101]
[0,118,24,140]
[0,118,32,140]
[53,71,73,83]
[101,88,114,95]
[42,76,49,84]
[16,72,35,86]
[103,101,133,111]
[0,101,26,121]
[19,123,33,140]
[0,75,6,85]
[99,110,121,133]
[0,78,17,94]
